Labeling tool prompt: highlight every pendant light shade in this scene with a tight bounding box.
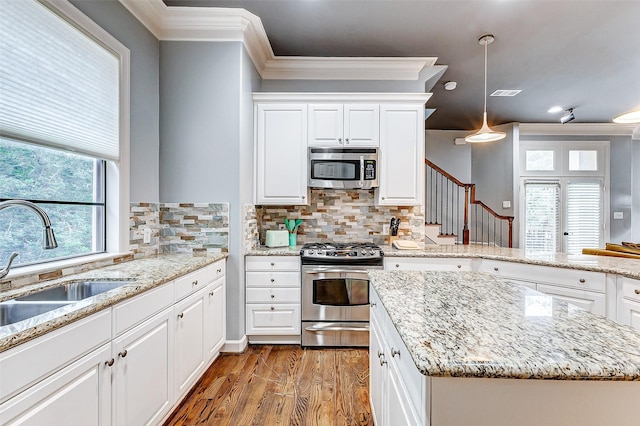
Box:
[465,34,506,143]
[613,107,640,124]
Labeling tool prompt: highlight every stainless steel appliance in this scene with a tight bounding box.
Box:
[300,242,384,347]
[308,148,378,189]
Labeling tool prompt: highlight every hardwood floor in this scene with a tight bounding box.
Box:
[164,345,372,426]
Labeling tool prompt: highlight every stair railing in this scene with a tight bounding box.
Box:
[425,159,514,248]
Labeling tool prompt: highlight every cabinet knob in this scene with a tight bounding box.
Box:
[579,278,586,283]
[457,265,462,269]
[270,294,275,299]
[270,278,275,283]
[382,197,385,200]
[302,196,306,200]
[345,138,350,144]
[209,291,215,296]
[371,302,376,307]
[178,312,184,319]
[338,138,342,143]
[395,264,400,268]
[379,356,387,366]
[192,280,198,286]
[217,268,222,273]
[270,262,275,266]
[377,350,384,359]
[270,306,275,311]
[493,267,499,272]
[118,350,128,358]
[635,289,640,295]
[105,358,115,367]
[391,348,400,358]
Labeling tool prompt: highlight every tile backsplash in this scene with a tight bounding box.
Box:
[254,189,425,246]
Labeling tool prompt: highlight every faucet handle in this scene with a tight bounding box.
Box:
[0,252,19,280]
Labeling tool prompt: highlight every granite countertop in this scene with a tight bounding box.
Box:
[0,253,228,352]
[245,245,303,256]
[369,270,640,381]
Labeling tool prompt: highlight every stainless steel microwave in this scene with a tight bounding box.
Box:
[308,148,378,189]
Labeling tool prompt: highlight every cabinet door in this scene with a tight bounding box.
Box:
[246,304,301,335]
[369,315,387,426]
[344,104,379,147]
[174,290,206,398]
[387,360,421,426]
[255,103,308,204]
[0,344,111,426]
[384,257,473,271]
[204,277,226,361]
[114,308,174,426]
[618,298,640,331]
[537,284,606,316]
[378,104,424,205]
[308,104,343,146]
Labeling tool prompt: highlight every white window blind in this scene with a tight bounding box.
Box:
[0,0,120,161]
[566,180,602,254]
[524,181,560,254]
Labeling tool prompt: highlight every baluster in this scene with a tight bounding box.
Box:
[435,172,439,225]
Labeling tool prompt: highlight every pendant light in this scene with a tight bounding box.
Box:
[465,34,506,143]
[613,107,640,124]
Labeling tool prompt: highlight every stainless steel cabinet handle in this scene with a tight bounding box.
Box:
[579,278,586,283]
[118,350,127,358]
[178,313,184,319]
[635,289,640,295]
[105,358,114,367]
[391,348,400,357]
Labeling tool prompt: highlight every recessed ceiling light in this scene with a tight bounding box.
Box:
[547,106,563,113]
[490,89,521,97]
[444,81,457,91]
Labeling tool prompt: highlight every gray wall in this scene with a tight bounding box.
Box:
[160,41,260,341]
[634,141,640,242]
[70,0,160,202]
[425,130,472,182]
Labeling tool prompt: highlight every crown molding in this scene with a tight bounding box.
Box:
[118,0,435,81]
[520,123,640,140]
[252,92,432,103]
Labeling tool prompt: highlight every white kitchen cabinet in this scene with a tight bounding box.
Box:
[245,256,301,343]
[369,314,386,426]
[255,103,308,205]
[384,257,473,271]
[617,277,640,331]
[377,104,425,206]
[308,103,379,147]
[537,283,606,316]
[204,276,226,359]
[113,307,174,426]
[174,289,205,399]
[0,343,112,426]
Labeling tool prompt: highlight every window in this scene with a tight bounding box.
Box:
[520,141,608,255]
[0,0,130,269]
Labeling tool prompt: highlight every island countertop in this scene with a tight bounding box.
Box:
[369,270,640,380]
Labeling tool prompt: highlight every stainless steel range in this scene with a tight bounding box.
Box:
[300,242,384,347]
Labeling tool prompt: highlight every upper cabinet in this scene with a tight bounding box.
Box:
[308,104,379,147]
[254,103,309,205]
[253,93,430,206]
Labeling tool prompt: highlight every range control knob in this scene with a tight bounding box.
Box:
[318,250,325,256]
[361,249,366,255]
[369,249,375,255]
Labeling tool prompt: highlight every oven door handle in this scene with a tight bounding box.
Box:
[305,324,370,332]
[304,269,370,275]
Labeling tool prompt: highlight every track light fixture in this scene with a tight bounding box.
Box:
[560,108,575,124]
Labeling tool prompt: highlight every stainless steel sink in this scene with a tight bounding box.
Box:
[15,280,132,302]
[0,302,70,327]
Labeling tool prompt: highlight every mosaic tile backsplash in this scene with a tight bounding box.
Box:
[254,189,425,246]
[159,203,229,256]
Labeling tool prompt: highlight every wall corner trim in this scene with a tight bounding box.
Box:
[118,0,437,81]
[221,336,248,353]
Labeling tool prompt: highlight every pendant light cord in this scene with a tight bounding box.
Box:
[483,38,488,115]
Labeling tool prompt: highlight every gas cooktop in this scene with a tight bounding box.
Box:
[300,242,384,265]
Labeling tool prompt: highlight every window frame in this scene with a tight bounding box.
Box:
[1,0,130,276]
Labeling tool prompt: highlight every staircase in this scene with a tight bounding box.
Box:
[425,158,514,248]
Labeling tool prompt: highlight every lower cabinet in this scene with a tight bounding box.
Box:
[384,257,473,271]
[113,308,175,426]
[0,259,226,426]
[617,276,640,331]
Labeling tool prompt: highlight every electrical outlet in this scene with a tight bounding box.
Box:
[143,227,152,244]
[278,224,286,230]
[382,224,390,235]
[613,211,624,220]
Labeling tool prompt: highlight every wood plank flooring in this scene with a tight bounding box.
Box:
[164,345,372,426]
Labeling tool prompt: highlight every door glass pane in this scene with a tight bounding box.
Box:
[566,181,602,254]
[526,150,554,171]
[568,150,598,171]
[524,182,560,254]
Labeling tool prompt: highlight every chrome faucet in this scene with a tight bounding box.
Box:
[0,200,58,279]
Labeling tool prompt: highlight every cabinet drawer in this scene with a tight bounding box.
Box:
[247,288,300,304]
[384,257,473,271]
[537,284,606,316]
[246,271,300,288]
[246,304,300,335]
[246,256,300,271]
[113,281,174,336]
[175,266,214,301]
[0,309,111,403]
[480,260,606,293]
[620,277,640,303]
[210,259,226,280]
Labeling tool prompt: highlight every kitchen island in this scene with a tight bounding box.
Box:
[368,270,640,426]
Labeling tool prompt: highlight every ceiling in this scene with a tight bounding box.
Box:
[164,0,640,131]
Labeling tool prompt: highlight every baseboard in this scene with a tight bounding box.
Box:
[221,335,248,353]
[247,335,301,345]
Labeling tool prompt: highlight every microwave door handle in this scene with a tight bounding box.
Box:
[360,156,364,187]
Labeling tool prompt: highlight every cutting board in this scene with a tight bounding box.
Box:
[582,248,640,259]
[606,243,640,255]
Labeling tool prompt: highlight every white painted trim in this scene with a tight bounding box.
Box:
[252,92,432,103]
[118,0,436,81]
[221,336,248,353]
[520,123,639,138]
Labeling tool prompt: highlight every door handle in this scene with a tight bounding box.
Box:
[563,232,569,236]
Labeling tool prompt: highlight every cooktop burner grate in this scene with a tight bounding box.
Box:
[300,241,384,265]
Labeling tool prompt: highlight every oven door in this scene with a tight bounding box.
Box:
[302,265,378,322]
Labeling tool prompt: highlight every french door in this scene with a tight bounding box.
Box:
[523,178,604,255]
